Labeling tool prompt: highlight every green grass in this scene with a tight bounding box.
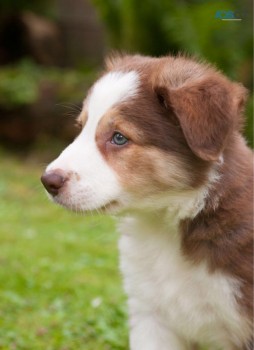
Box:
[0,150,128,350]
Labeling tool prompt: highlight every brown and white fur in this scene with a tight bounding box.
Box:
[41,54,253,350]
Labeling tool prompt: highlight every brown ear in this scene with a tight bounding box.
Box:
[161,77,247,161]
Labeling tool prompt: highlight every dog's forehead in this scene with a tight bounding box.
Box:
[86,71,139,125]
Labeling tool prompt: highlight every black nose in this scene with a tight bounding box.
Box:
[41,170,67,196]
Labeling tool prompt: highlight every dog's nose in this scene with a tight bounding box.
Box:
[41,170,67,196]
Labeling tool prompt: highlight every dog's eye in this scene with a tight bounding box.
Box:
[111,132,128,146]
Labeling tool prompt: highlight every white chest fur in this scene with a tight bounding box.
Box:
[118,215,249,349]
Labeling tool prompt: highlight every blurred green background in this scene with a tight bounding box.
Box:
[0,0,253,349]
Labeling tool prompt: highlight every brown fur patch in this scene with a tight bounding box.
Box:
[181,136,253,321]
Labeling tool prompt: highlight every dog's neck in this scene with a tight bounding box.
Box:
[119,166,220,229]
[118,186,211,238]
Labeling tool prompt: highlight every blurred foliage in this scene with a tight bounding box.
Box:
[92,0,252,80]
[0,61,40,107]
[0,60,96,108]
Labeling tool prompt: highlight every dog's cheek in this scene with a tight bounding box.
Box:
[107,145,190,197]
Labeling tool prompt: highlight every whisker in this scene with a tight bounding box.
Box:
[55,103,82,113]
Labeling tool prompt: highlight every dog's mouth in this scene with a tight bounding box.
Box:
[100,200,120,213]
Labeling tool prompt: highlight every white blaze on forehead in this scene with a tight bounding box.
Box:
[86,71,139,133]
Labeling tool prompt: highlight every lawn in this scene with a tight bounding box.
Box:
[0,149,128,350]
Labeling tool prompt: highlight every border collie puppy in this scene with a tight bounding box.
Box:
[41,54,253,350]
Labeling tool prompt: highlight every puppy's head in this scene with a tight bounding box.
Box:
[41,54,247,214]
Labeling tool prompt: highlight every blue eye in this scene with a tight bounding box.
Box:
[111,132,128,146]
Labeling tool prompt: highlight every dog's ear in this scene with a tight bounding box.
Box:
[155,76,247,161]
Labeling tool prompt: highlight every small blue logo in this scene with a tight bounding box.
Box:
[215,10,243,21]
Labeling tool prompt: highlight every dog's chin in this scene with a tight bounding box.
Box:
[99,200,121,214]
[49,193,121,215]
